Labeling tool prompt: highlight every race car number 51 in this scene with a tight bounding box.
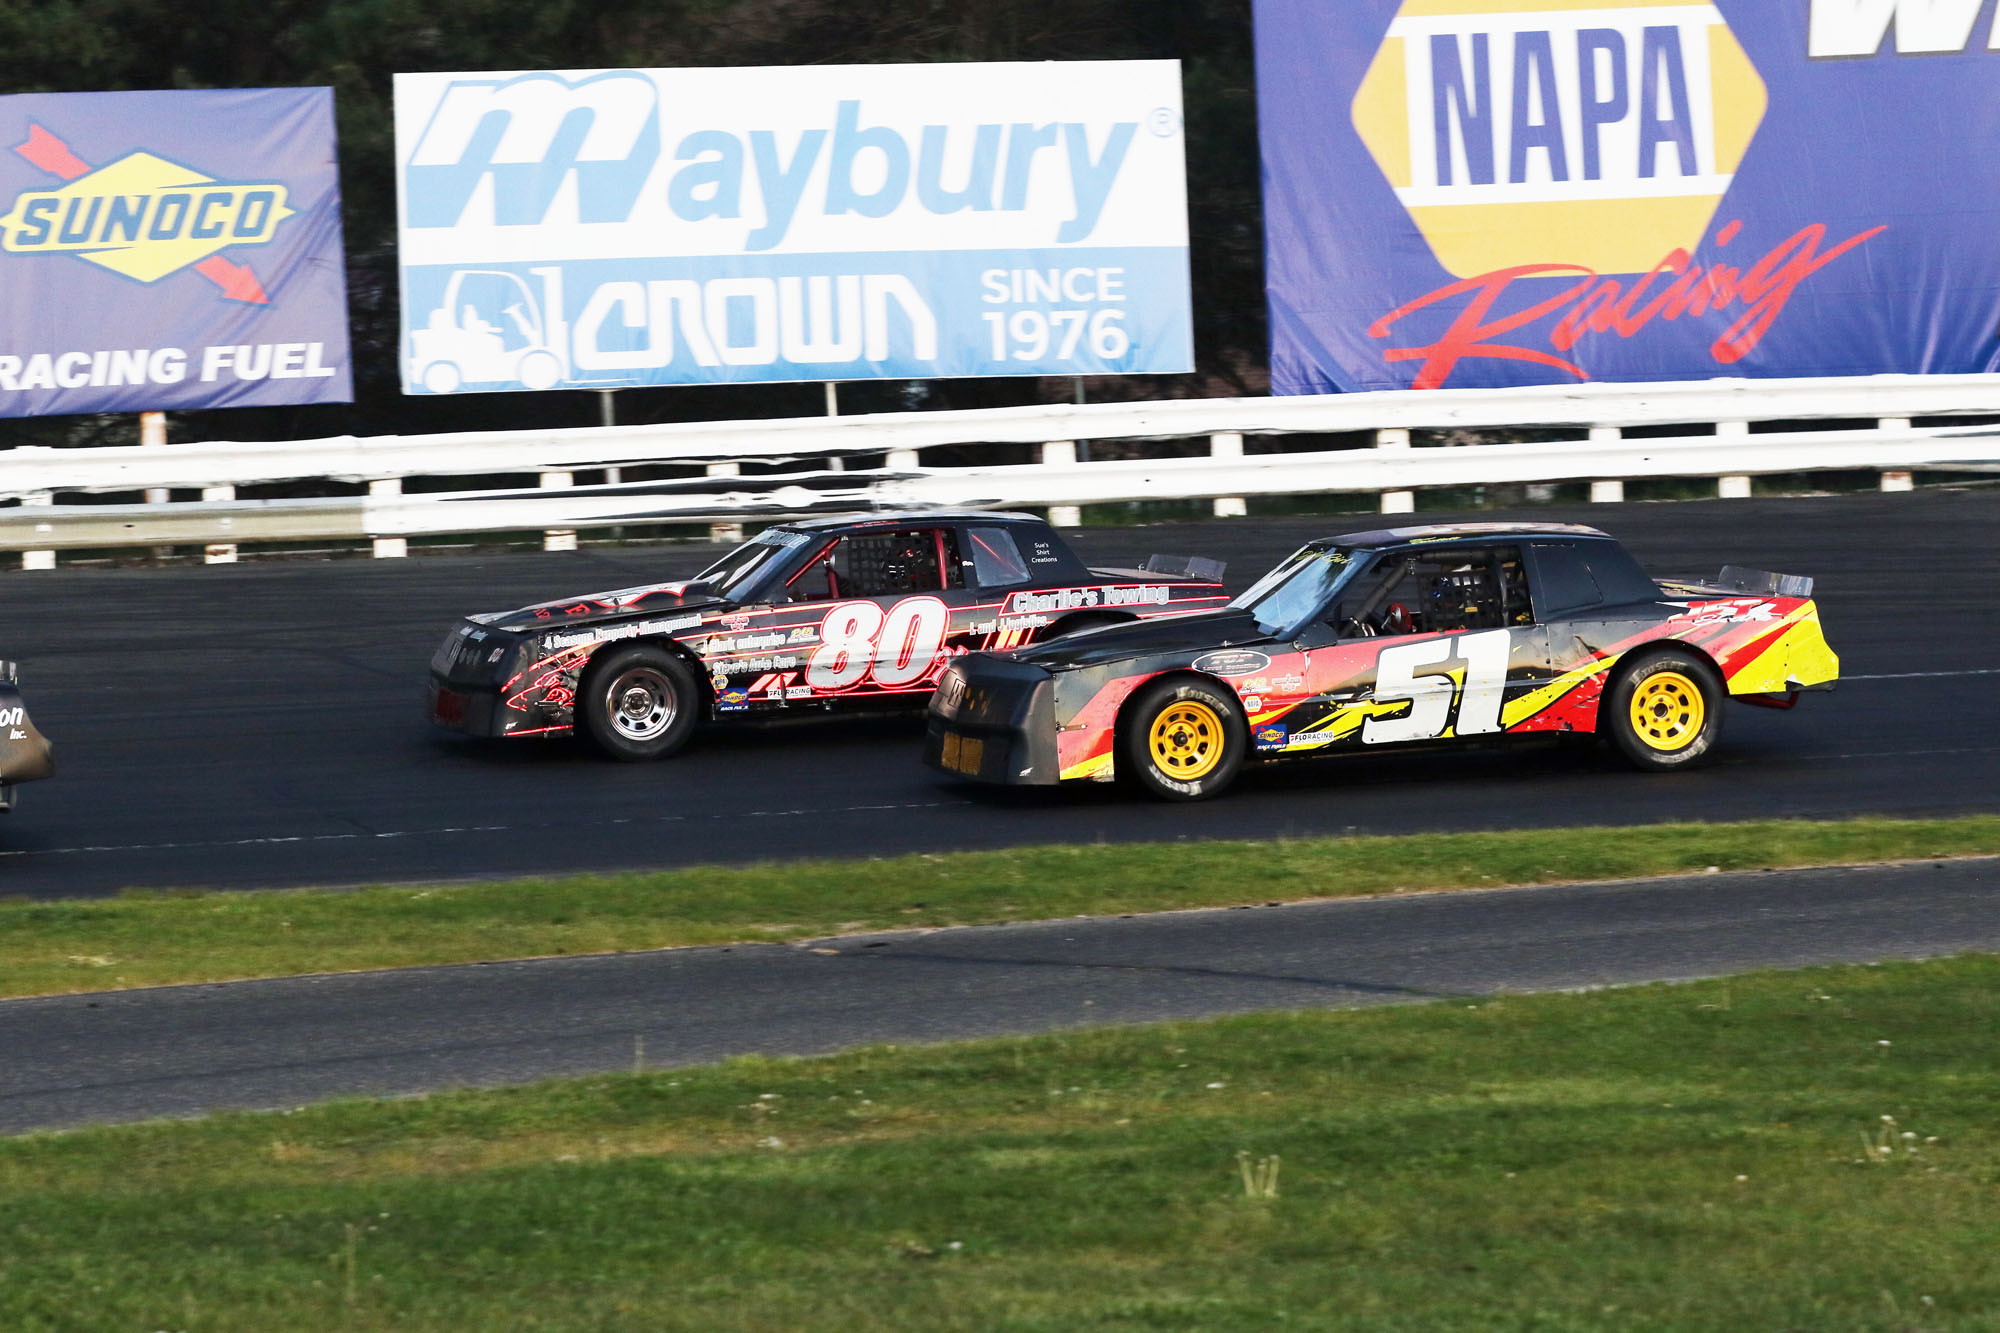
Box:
[1363,630,1511,745]
[807,598,951,690]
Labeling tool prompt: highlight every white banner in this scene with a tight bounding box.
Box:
[394,60,1192,393]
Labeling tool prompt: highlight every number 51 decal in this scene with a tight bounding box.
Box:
[1362,629,1512,745]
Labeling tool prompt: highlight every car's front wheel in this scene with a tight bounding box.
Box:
[1118,676,1246,800]
[1606,650,1724,770]
[579,645,700,761]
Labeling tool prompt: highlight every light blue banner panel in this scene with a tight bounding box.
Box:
[395,62,1191,393]
[401,248,1190,391]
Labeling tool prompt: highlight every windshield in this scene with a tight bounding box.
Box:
[1230,545,1359,637]
[690,528,812,601]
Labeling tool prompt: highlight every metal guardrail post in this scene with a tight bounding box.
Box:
[1878,418,1914,491]
[370,480,407,558]
[541,471,577,552]
[1589,427,1624,503]
[1042,441,1080,527]
[1210,432,1247,517]
[706,463,743,543]
[1716,421,1752,498]
[1376,428,1413,514]
[201,486,238,563]
[19,493,53,570]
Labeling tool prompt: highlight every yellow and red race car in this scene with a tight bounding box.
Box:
[925,522,1838,800]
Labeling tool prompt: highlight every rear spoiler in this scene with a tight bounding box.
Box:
[1141,553,1226,582]
[1716,565,1814,599]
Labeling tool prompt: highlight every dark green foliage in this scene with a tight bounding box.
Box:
[0,0,1262,449]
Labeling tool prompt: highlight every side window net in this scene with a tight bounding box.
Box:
[1332,546,1522,635]
[835,529,948,597]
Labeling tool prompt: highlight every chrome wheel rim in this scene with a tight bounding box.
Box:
[606,667,676,742]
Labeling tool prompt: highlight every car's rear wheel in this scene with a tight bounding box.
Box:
[1118,677,1246,800]
[580,645,700,761]
[1606,650,1724,771]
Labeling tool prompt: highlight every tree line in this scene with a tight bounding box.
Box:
[0,0,1261,448]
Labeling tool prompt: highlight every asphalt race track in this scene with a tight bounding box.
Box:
[4,857,1994,1134]
[2,489,1997,899]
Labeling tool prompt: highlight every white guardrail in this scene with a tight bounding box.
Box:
[4,374,2000,567]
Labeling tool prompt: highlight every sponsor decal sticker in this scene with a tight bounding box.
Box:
[1103,583,1169,607]
[635,613,702,634]
[1193,649,1271,678]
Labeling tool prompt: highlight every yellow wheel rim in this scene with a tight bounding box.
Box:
[1629,671,1706,752]
[1148,699,1225,781]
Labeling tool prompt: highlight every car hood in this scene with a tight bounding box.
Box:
[476,581,733,634]
[1008,607,1277,669]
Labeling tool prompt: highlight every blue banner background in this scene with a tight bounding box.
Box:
[0,88,351,418]
[1257,2,2000,393]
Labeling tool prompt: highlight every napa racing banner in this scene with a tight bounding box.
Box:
[0,88,351,417]
[1257,1,2000,393]
[393,61,1191,394]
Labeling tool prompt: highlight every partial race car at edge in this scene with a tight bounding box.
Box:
[925,522,1839,800]
[429,511,1227,760]
[0,660,54,812]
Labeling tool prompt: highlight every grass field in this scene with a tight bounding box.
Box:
[5,954,1999,1329]
[3,815,1998,999]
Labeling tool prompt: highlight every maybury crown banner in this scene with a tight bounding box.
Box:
[393,61,1192,394]
[0,88,352,417]
[1256,1,2000,393]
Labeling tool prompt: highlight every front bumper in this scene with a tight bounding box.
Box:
[428,677,510,737]
[428,619,574,738]
[923,658,1061,785]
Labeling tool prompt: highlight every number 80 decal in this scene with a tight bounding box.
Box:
[806,598,952,690]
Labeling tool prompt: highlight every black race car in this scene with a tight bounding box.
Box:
[0,660,55,812]
[926,522,1838,800]
[429,511,1227,760]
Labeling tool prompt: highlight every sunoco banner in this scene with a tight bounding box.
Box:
[0,88,352,417]
[393,61,1192,394]
[1257,1,2000,392]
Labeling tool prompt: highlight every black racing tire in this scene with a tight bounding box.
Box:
[1117,676,1247,801]
[579,645,701,762]
[1605,649,1725,771]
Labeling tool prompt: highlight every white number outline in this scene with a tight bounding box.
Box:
[805,597,952,692]
[1362,629,1512,745]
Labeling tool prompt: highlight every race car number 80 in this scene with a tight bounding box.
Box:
[807,598,951,690]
